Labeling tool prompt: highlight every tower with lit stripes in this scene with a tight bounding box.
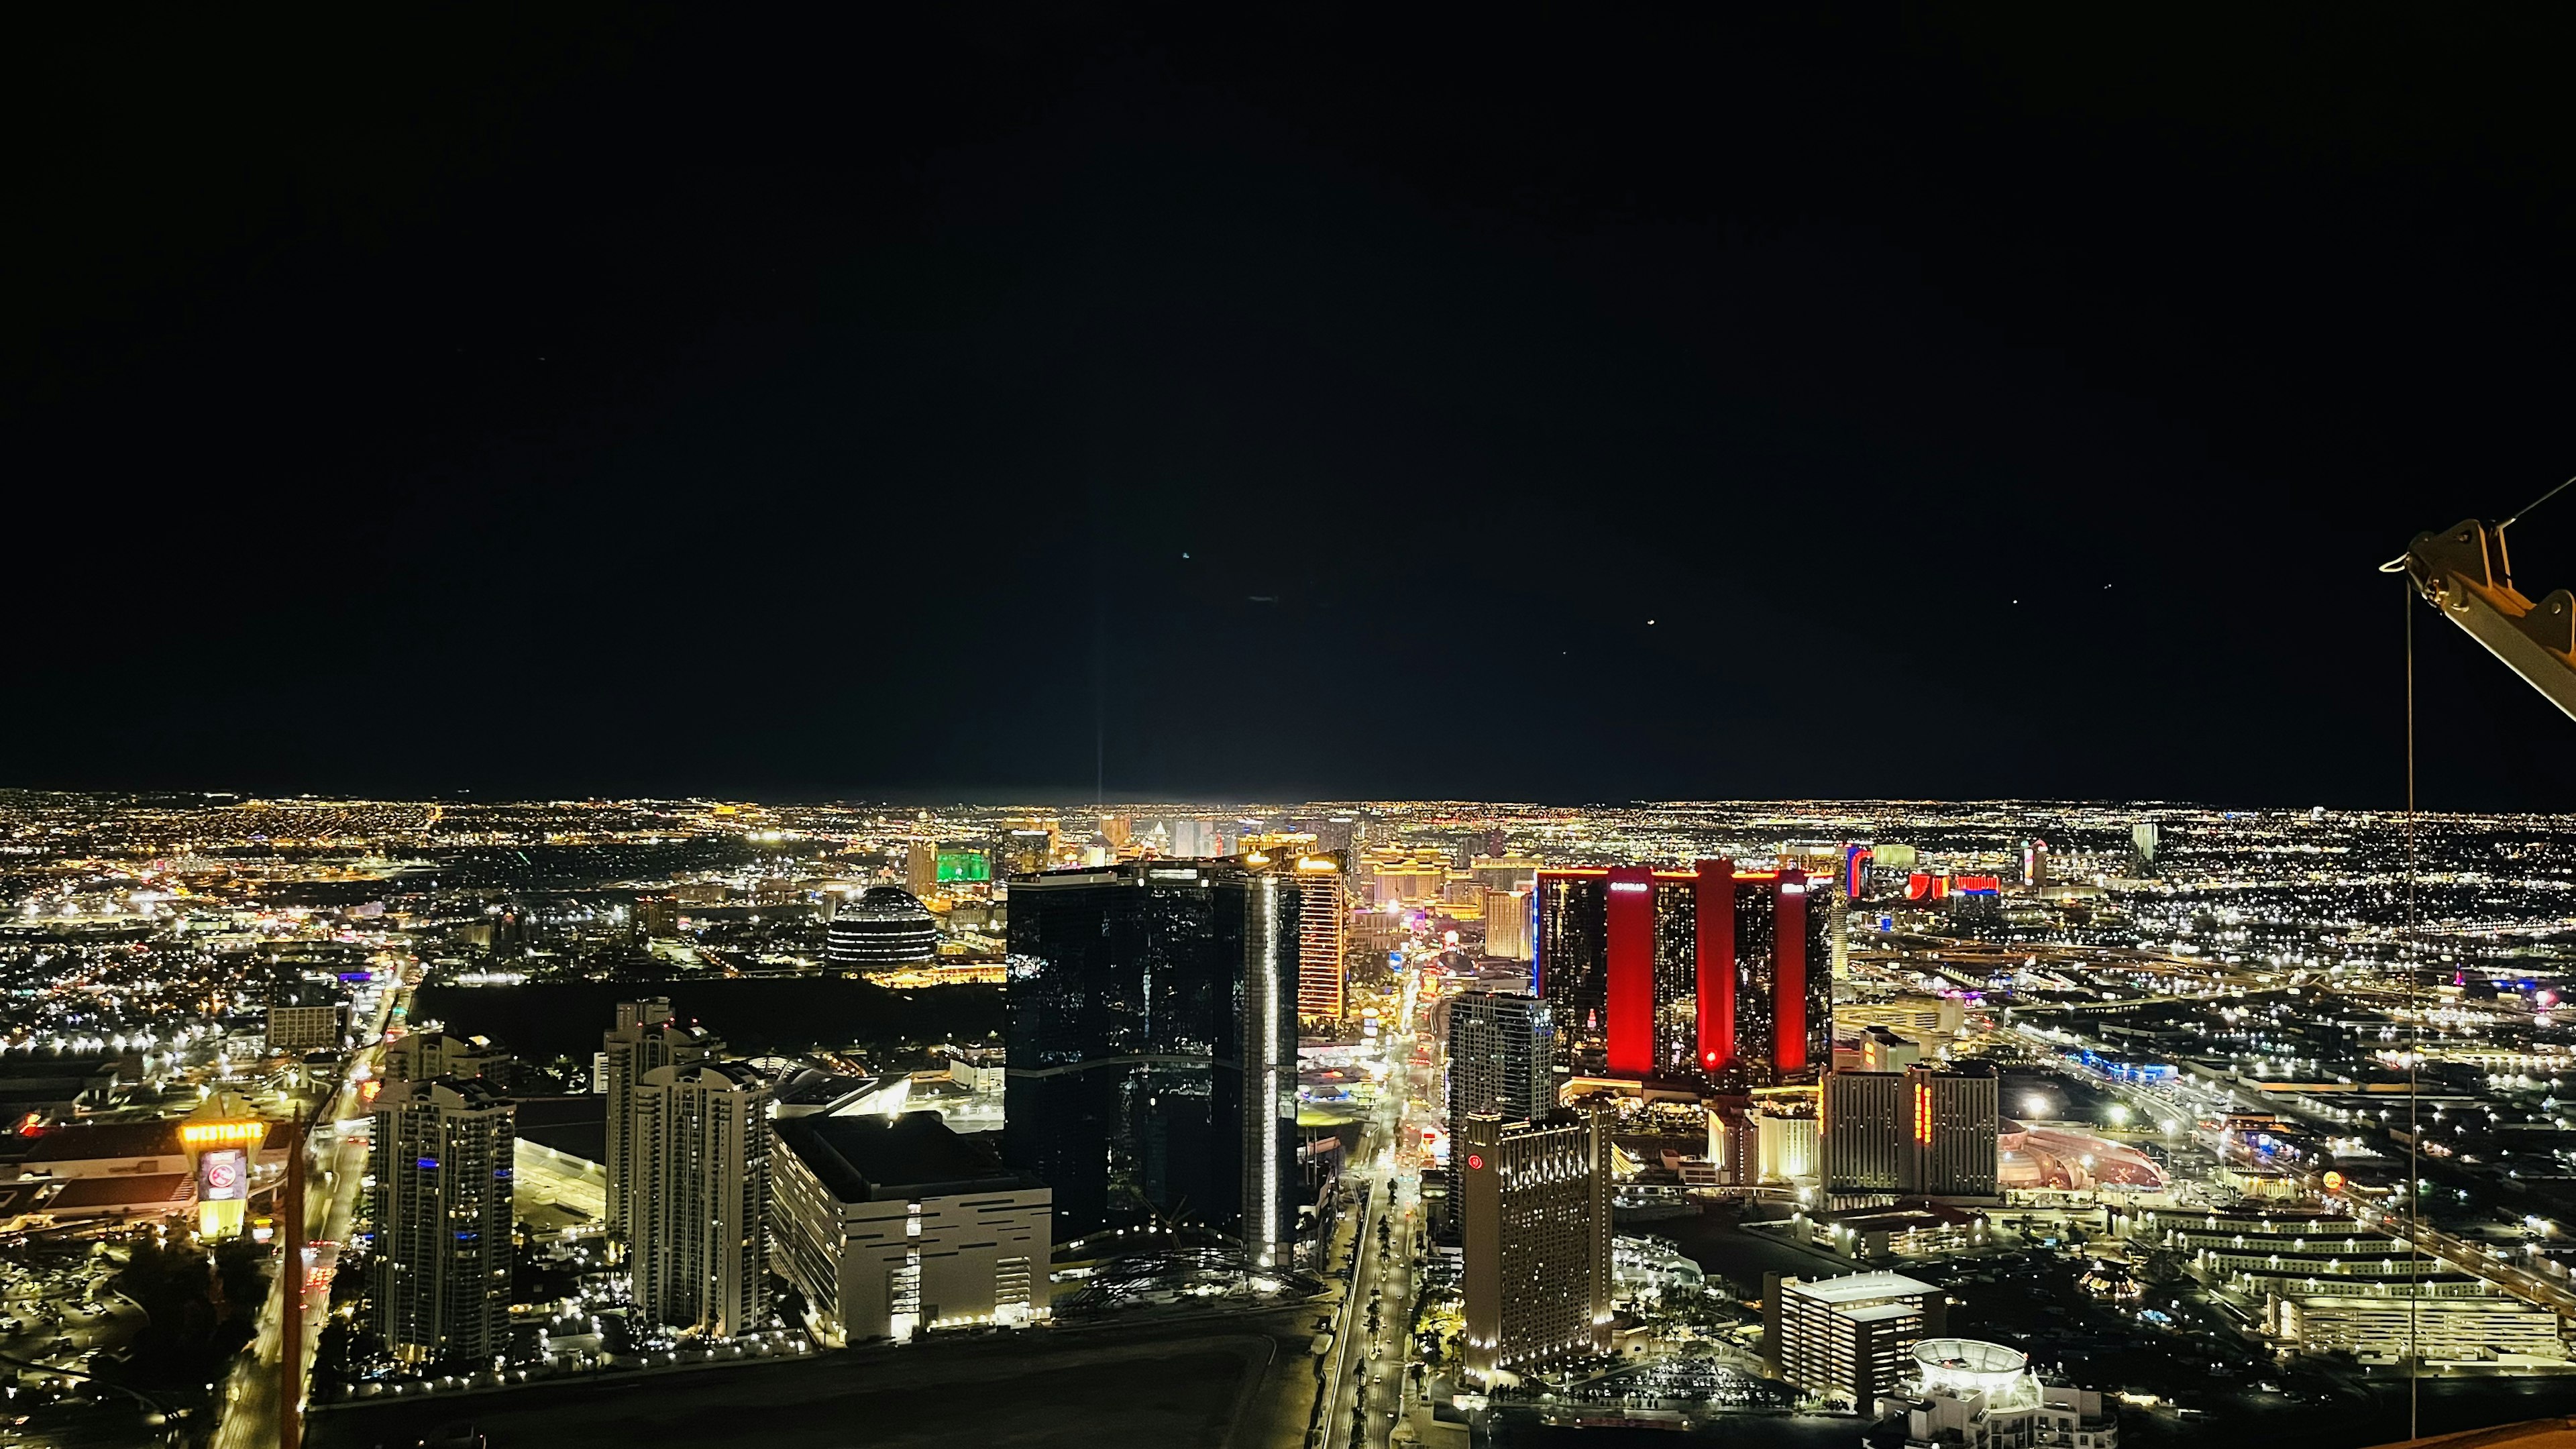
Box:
[1534,860,1829,1087]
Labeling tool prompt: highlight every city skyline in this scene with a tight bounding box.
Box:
[0,789,2573,1446]
[15,9,2576,1449]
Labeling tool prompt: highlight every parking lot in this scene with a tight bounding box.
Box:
[0,1236,148,1388]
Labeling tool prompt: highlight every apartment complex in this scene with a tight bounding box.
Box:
[367,1077,516,1363]
[601,998,722,1250]
[631,1060,772,1338]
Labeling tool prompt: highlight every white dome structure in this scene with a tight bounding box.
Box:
[1913,1337,2029,1401]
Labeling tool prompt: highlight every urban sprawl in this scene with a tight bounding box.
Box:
[0,792,2567,1448]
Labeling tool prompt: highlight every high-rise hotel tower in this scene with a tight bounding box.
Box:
[1003,857,1303,1267]
[1534,860,1831,1086]
[1459,1109,1612,1385]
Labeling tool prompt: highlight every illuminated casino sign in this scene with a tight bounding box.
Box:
[1466,1155,1485,1171]
[178,1108,270,1240]
[199,1148,248,1201]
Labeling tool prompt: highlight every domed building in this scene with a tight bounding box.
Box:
[826,887,939,969]
[1897,1337,2118,1449]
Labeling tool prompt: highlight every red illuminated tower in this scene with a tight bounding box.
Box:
[1534,860,1827,1087]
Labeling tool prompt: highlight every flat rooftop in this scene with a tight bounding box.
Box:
[774,1111,1028,1202]
[1790,1270,1939,1304]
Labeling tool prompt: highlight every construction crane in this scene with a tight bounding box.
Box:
[2394,503,2576,719]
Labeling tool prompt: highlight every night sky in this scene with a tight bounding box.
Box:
[12,10,2576,809]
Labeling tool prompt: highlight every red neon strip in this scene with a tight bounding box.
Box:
[1696,858,1735,1071]
[1774,870,1807,1073]
[1605,865,1655,1077]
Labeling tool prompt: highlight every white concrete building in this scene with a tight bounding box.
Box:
[771,1111,1048,1344]
[631,1060,771,1338]
[1898,1338,2117,1449]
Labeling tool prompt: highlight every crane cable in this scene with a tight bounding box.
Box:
[2381,472,2576,582]
[2381,474,2576,1440]
[2404,573,2420,1442]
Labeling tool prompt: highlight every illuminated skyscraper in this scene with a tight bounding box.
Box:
[1823,1065,2000,1199]
[1482,887,1532,961]
[2020,838,2049,888]
[368,1077,515,1364]
[1003,859,1301,1265]
[1291,853,1348,1022]
[1001,826,1056,874]
[1470,855,1542,892]
[631,1060,772,1338]
[1534,861,1829,1086]
[1842,843,1874,902]
[906,839,938,897]
[602,999,721,1251]
[1438,989,1553,1240]
[1445,990,1554,1132]
[1460,1109,1611,1385]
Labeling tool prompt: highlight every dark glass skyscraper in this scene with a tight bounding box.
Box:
[1002,858,1302,1266]
[1445,989,1554,1133]
[1534,860,1830,1087]
[1436,988,1553,1241]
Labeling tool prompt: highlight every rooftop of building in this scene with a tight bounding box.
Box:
[50,1174,192,1210]
[1841,1301,1924,1324]
[377,1075,512,1112]
[645,1060,769,1091]
[21,1118,282,1163]
[1786,1269,1939,1303]
[773,1069,892,1109]
[773,1110,1031,1202]
[837,887,933,921]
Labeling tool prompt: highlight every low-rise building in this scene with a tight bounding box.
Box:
[1898,1337,2117,1449]
[2271,1287,2567,1364]
[771,1111,1049,1344]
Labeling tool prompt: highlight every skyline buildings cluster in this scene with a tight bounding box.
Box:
[7,791,2576,1449]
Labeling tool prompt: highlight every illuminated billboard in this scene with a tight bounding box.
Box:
[197,1146,250,1238]
[180,1113,266,1240]
[198,1148,248,1202]
[936,849,991,883]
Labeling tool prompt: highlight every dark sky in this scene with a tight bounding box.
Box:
[10,9,2576,809]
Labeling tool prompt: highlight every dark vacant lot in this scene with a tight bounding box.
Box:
[313,1321,1302,1449]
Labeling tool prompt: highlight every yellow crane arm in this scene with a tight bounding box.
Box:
[2397,517,2576,721]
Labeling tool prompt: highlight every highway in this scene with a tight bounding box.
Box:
[211,965,413,1449]
[1321,976,1434,1449]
